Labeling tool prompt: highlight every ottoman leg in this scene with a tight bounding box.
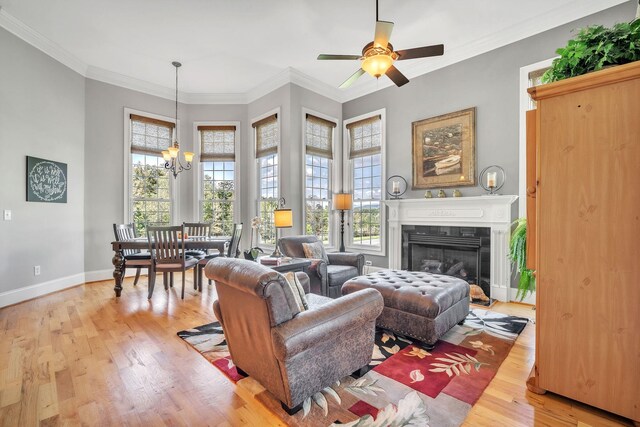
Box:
[458,319,465,325]
[423,342,436,351]
[351,366,368,379]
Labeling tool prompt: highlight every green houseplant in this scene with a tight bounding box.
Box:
[542,18,640,83]
[509,218,535,301]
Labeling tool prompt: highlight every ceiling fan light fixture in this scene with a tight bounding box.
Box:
[362,53,394,78]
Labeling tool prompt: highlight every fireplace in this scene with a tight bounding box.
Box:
[385,196,517,302]
[402,225,491,305]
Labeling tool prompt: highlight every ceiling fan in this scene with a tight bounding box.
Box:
[317,0,444,89]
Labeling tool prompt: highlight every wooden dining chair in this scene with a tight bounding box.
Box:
[147,225,198,299]
[183,222,211,289]
[113,223,152,287]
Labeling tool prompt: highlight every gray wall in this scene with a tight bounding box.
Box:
[342,1,636,268]
[0,27,86,294]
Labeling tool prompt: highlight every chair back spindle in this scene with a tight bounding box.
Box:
[147,225,185,266]
[113,223,140,256]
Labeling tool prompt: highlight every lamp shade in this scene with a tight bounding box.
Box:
[333,193,353,210]
[274,208,293,228]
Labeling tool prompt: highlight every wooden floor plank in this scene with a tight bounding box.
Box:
[0,276,634,426]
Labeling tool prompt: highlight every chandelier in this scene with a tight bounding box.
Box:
[161,61,193,178]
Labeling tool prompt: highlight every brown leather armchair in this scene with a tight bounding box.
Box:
[205,258,383,414]
[278,235,365,298]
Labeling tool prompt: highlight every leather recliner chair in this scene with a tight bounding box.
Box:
[278,235,365,298]
[205,258,383,414]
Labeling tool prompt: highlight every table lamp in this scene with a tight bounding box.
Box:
[333,192,353,252]
[272,197,293,257]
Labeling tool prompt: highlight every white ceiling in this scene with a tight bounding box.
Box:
[0,0,629,102]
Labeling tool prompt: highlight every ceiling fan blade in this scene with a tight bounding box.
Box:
[318,54,362,60]
[395,44,444,60]
[385,65,409,87]
[373,20,394,48]
[339,68,366,89]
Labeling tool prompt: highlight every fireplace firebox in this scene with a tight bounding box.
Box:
[401,225,491,305]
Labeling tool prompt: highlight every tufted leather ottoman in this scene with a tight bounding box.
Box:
[342,270,470,349]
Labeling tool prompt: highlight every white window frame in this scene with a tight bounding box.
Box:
[253,108,281,249]
[123,107,179,227]
[518,58,554,217]
[301,108,339,251]
[343,108,386,256]
[192,121,241,233]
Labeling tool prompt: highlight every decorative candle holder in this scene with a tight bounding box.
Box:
[479,165,506,195]
[386,175,408,199]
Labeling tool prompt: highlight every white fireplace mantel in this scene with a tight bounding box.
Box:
[384,195,518,302]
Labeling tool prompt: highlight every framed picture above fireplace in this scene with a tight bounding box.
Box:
[412,107,476,189]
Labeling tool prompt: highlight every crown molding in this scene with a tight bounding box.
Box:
[0,6,87,76]
[339,0,629,102]
[0,0,629,105]
[85,65,248,104]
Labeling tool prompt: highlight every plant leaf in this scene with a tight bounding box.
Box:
[409,369,425,383]
[312,392,328,416]
[323,386,341,405]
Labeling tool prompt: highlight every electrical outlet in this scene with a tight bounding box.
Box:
[365,260,373,266]
[3,210,11,221]
[34,265,41,276]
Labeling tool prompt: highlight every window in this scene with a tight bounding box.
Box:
[198,125,236,236]
[347,114,383,249]
[253,114,279,246]
[304,114,336,245]
[129,114,174,236]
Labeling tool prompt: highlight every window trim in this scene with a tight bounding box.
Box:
[192,121,241,231]
[301,108,339,251]
[518,58,554,217]
[342,108,386,256]
[123,107,179,227]
[252,107,281,249]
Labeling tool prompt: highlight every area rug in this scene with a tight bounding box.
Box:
[177,309,528,427]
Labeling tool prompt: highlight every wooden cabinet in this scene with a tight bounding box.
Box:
[526,61,640,425]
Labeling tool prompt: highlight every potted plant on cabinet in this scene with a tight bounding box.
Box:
[542,14,640,83]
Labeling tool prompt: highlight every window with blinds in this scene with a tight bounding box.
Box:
[304,114,336,245]
[129,114,174,236]
[254,114,279,158]
[198,125,237,236]
[346,115,383,249]
[253,114,279,245]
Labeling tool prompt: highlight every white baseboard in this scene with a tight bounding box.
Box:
[0,273,85,308]
[509,288,536,305]
[0,269,141,308]
[84,268,137,283]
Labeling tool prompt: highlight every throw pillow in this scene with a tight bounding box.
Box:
[301,241,329,264]
[283,272,308,312]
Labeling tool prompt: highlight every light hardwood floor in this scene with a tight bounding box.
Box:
[0,276,634,427]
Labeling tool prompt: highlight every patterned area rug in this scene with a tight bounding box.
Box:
[177,309,528,427]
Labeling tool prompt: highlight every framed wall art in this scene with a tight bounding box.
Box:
[26,156,68,203]
[412,107,476,189]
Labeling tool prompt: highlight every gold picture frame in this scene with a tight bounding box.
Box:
[412,107,476,189]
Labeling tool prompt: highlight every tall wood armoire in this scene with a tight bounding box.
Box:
[526,61,640,425]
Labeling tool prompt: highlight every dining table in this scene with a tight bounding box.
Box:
[111,236,229,297]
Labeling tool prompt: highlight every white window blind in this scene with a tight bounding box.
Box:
[305,114,335,159]
[253,114,278,158]
[198,125,236,161]
[130,114,174,155]
[347,115,382,159]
